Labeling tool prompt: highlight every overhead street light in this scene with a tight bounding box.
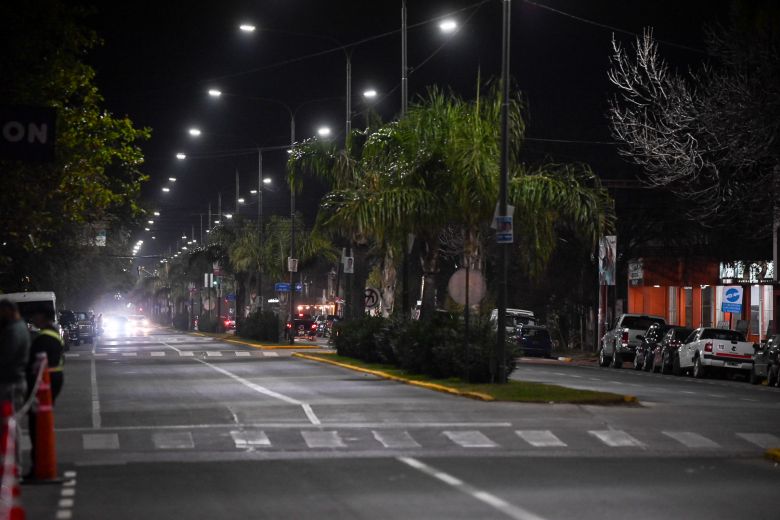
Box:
[317,126,331,137]
[176,153,186,160]
[169,177,177,182]
[144,227,150,231]
[153,211,160,216]
[148,220,153,224]
[208,89,222,97]
[263,178,272,185]
[238,198,245,204]
[239,24,256,32]
[188,128,202,137]
[162,187,170,192]
[363,89,377,99]
[439,19,458,33]
[224,214,233,220]
[250,189,258,195]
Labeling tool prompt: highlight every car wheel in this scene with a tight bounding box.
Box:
[672,353,683,376]
[692,357,708,379]
[611,344,622,369]
[598,345,611,367]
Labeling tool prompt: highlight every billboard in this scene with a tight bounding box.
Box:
[599,236,616,286]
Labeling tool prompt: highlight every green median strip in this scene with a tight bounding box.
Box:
[190,331,321,350]
[293,353,637,405]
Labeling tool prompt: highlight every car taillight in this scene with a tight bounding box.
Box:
[286,322,292,329]
[311,324,317,330]
[704,342,713,353]
[621,330,629,345]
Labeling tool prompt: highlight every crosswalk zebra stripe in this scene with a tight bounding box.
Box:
[372,430,421,449]
[516,430,567,447]
[589,430,644,447]
[82,433,119,450]
[152,431,194,449]
[302,430,345,448]
[235,352,251,357]
[662,431,720,448]
[736,433,780,449]
[121,352,137,357]
[150,352,165,357]
[230,430,271,448]
[263,352,279,357]
[206,351,223,357]
[179,351,194,357]
[443,430,498,448]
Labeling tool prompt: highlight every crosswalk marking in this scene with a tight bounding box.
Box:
[121,352,137,357]
[589,430,644,447]
[235,352,251,357]
[663,431,720,448]
[263,352,279,357]
[150,352,165,357]
[301,430,345,448]
[443,430,498,448]
[206,351,222,357]
[737,433,780,449]
[516,430,567,447]
[179,351,194,357]
[64,353,79,358]
[82,433,119,450]
[230,430,271,448]
[152,431,194,449]
[372,430,421,449]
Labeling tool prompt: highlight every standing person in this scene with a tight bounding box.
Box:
[0,299,31,472]
[25,307,64,479]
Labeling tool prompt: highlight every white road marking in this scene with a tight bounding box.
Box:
[302,430,345,448]
[516,430,567,447]
[372,430,421,449]
[58,499,74,508]
[206,351,223,357]
[194,358,321,425]
[443,430,498,448]
[263,351,279,357]
[398,457,548,520]
[179,351,194,357]
[64,353,79,358]
[55,511,72,519]
[662,431,720,448]
[152,431,194,449]
[737,433,780,449]
[235,351,251,357]
[94,353,107,357]
[90,359,101,429]
[230,430,271,448]
[589,430,644,447]
[150,351,166,357]
[61,488,75,497]
[681,391,696,395]
[121,352,137,357]
[63,470,77,478]
[82,433,119,450]
[56,421,513,432]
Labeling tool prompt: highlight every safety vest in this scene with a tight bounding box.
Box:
[36,328,65,372]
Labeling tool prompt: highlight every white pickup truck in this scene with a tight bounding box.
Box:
[677,327,756,378]
[599,314,666,368]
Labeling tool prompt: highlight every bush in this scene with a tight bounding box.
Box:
[172,313,189,331]
[332,313,517,383]
[197,315,218,333]
[237,311,280,342]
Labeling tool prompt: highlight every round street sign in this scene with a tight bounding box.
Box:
[364,287,380,309]
[447,268,486,306]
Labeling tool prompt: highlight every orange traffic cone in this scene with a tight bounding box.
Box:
[8,467,25,520]
[1,401,25,520]
[33,362,57,481]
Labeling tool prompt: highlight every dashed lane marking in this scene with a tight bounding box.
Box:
[152,431,194,449]
[150,351,166,357]
[235,351,251,357]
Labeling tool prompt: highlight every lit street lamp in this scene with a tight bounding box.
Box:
[317,126,332,138]
[176,152,186,160]
[362,89,377,99]
[207,89,222,97]
[439,19,458,33]
[162,187,170,193]
[188,127,201,137]
[238,23,256,32]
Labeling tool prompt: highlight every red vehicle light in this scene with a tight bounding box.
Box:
[704,342,713,353]
[621,330,629,345]
[311,324,317,330]
[286,322,292,329]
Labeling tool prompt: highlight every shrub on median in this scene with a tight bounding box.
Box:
[333,313,517,383]
[237,310,280,342]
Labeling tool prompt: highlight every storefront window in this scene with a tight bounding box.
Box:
[684,287,693,328]
[701,286,712,327]
[668,287,678,325]
[750,285,759,335]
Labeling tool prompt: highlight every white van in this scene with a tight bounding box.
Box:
[1,291,58,327]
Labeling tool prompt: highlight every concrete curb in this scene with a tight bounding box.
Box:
[765,448,780,463]
[292,353,495,402]
[190,332,320,350]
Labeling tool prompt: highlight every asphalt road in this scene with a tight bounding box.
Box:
[21,328,780,520]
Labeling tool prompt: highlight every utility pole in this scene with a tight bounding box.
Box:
[199,214,203,245]
[218,192,222,226]
[257,150,264,312]
[496,0,512,384]
[208,202,212,235]
[401,0,408,117]
[235,169,240,216]
[289,118,297,344]
[346,54,352,137]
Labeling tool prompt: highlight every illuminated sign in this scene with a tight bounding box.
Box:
[718,261,774,285]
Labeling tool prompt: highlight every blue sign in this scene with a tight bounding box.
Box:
[226,293,236,301]
[720,286,743,313]
[495,216,513,244]
[295,282,303,293]
[275,282,291,292]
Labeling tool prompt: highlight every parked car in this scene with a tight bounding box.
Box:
[58,310,79,349]
[633,322,673,371]
[750,334,780,386]
[650,326,694,374]
[72,311,95,343]
[286,314,315,339]
[219,315,236,331]
[491,308,536,337]
[599,314,666,368]
[676,327,756,379]
[515,325,552,358]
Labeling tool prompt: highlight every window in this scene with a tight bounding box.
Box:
[668,287,679,325]
[750,285,759,335]
[701,287,712,327]
[684,288,693,328]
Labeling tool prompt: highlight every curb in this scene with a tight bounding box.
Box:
[292,353,495,402]
[190,332,321,350]
[765,448,780,463]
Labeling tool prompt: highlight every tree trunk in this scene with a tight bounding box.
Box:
[419,237,440,321]
[380,250,397,318]
[349,245,371,319]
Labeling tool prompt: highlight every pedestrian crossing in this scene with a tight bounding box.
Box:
[70,428,780,454]
[64,350,283,359]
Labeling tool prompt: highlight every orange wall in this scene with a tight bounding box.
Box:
[627,286,667,319]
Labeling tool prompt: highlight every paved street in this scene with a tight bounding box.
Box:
[24,328,780,520]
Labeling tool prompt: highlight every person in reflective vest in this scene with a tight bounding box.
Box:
[25,306,64,479]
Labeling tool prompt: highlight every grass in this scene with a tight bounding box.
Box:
[304,353,635,405]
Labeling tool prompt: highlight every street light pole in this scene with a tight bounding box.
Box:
[496,0,512,384]
[289,116,296,345]
[346,55,352,137]
[257,149,264,312]
[401,0,408,117]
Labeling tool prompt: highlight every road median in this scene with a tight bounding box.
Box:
[293,352,637,405]
[190,331,321,350]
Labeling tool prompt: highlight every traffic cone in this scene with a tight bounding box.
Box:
[1,401,25,520]
[32,362,57,481]
[8,467,25,520]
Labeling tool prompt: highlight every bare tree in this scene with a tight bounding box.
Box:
[608,13,779,239]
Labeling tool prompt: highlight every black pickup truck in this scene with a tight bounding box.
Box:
[286,314,316,339]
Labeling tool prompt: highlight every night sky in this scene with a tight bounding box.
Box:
[83,0,731,261]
